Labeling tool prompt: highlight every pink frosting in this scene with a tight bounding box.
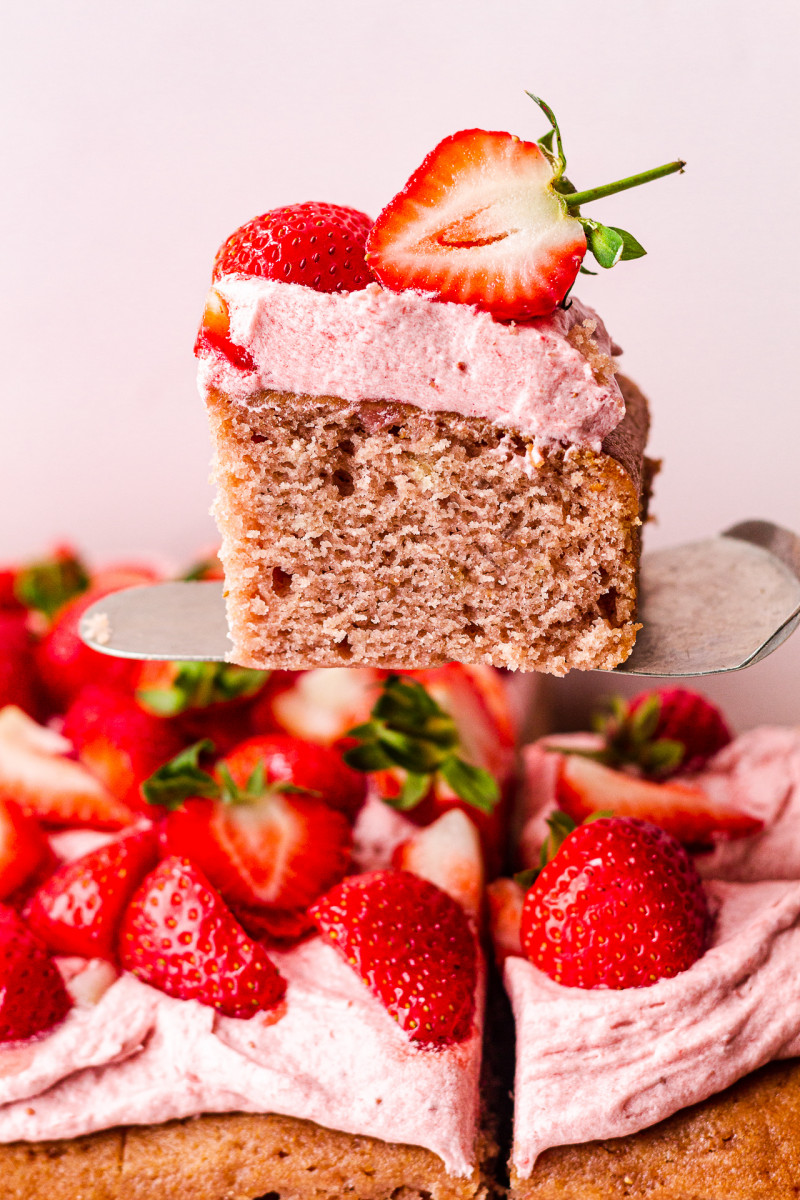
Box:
[196,278,623,450]
[0,936,484,1175]
[518,728,800,881]
[508,879,800,1176]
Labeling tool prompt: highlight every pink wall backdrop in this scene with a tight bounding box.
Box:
[1,0,798,727]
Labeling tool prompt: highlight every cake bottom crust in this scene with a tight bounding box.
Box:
[1,1108,498,1200]
[510,1057,800,1200]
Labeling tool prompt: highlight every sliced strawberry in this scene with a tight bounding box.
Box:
[366,130,586,320]
[310,870,477,1046]
[0,798,50,900]
[0,706,134,829]
[269,668,386,745]
[555,754,763,845]
[393,808,484,919]
[486,878,525,965]
[0,905,72,1040]
[160,789,352,912]
[232,904,315,947]
[223,734,366,822]
[26,828,158,960]
[118,857,286,1018]
[62,686,185,810]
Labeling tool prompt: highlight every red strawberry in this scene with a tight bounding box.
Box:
[0,706,134,829]
[26,828,158,960]
[310,869,477,1046]
[0,569,23,612]
[0,613,40,718]
[136,661,269,756]
[0,798,50,901]
[212,202,373,292]
[0,905,72,1041]
[223,734,366,821]
[62,686,185,810]
[486,878,525,965]
[555,754,762,845]
[520,817,710,989]
[36,586,145,710]
[367,97,683,320]
[628,688,733,775]
[367,129,586,319]
[118,857,286,1018]
[232,904,315,947]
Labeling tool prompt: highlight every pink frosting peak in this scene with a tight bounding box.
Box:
[196,278,623,450]
[508,879,800,1176]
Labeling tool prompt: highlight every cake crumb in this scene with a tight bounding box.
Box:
[82,611,111,646]
[567,319,616,387]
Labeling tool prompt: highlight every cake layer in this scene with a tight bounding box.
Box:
[0,1108,499,1200]
[206,375,652,675]
[197,280,624,450]
[510,1057,800,1200]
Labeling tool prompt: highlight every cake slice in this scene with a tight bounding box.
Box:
[195,101,679,676]
[198,278,654,676]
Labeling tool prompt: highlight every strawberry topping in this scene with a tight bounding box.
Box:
[0,905,72,1041]
[520,817,710,989]
[118,857,286,1018]
[628,687,733,775]
[310,869,477,1046]
[26,828,159,960]
[555,753,762,846]
[212,202,373,293]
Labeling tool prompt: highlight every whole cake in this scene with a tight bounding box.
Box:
[195,98,674,676]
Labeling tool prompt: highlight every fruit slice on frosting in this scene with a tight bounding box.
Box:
[367,94,684,320]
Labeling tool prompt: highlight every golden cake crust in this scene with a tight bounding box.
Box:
[1,1108,498,1200]
[510,1057,800,1200]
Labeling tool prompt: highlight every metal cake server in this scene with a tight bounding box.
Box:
[79,520,800,678]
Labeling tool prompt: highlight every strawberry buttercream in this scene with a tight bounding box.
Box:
[508,878,800,1175]
[0,936,485,1176]
[518,728,800,881]
[196,279,623,450]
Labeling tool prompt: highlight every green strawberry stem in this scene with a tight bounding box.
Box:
[564,160,685,210]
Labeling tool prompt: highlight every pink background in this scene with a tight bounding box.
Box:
[1,0,798,728]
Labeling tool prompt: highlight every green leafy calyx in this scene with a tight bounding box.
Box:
[527,91,685,273]
[14,548,90,620]
[142,739,314,811]
[343,675,500,814]
[554,694,685,778]
[137,661,268,717]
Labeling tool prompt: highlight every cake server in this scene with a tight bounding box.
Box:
[79,519,800,678]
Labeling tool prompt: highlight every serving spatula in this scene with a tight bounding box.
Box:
[78,520,800,678]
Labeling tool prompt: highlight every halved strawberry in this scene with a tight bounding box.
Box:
[62,685,186,810]
[555,754,763,845]
[26,828,159,960]
[0,798,50,901]
[0,905,72,1040]
[393,808,484,919]
[0,706,134,829]
[223,734,366,822]
[269,668,386,745]
[367,97,683,321]
[310,870,477,1046]
[118,856,286,1018]
[150,742,352,911]
[367,129,586,319]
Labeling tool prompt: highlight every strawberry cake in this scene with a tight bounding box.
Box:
[0,546,529,1199]
[194,98,678,675]
[491,687,800,1198]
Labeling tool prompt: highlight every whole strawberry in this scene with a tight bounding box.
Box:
[0,905,72,1041]
[26,828,159,960]
[310,869,477,1046]
[213,202,373,293]
[118,857,286,1018]
[520,817,710,990]
[628,688,732,775]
